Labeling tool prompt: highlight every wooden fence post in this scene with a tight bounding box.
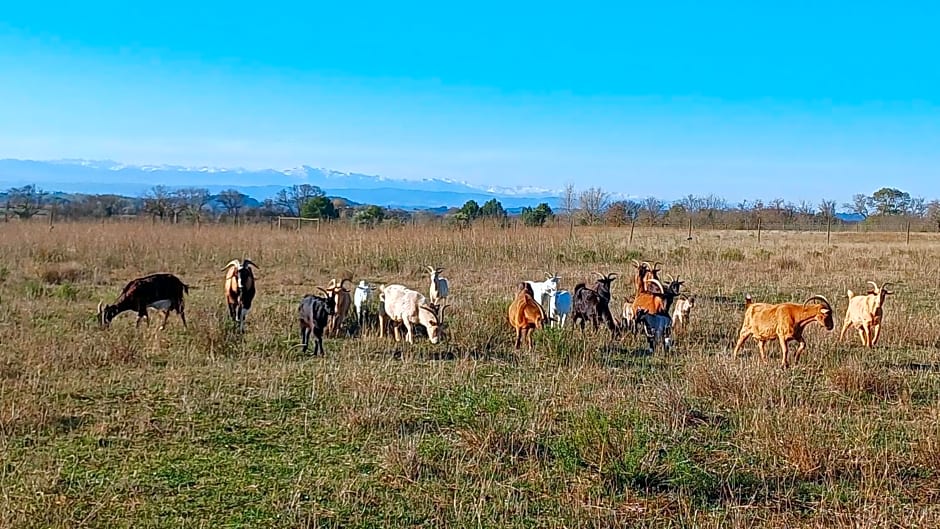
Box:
[757,217,762,244]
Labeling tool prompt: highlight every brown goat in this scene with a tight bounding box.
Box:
[324,278,352,337]
[508,282,547,351]
[631,278,676,320]
[732,294,834,367]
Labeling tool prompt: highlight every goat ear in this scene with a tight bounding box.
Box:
[821,308,831,314]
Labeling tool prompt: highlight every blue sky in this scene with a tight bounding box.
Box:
[1,1,939,202]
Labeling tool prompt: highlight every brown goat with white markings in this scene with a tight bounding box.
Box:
[732,294,834,368]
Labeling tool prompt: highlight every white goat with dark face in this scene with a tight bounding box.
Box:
[427,266,449,305]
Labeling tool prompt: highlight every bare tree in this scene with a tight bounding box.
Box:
[818,199,836,220]
[843,193,869,219]
[218,189,247,224]
[679,194,702,215]
[275,184,324,216]
[142,185,173,221]
[5,185,47,219]
[928,200,940,232]
[643,196,665,226]
[908,196,928,218]
[578,187,610,225]
[561,183,577,236]
[175,187,211,223]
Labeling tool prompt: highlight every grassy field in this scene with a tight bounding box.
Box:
[1,221,939,528]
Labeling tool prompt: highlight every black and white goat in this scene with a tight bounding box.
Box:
[222,259,258,331]
[634,308,673,353]
[298,288,336,355]
[98,273,189,329]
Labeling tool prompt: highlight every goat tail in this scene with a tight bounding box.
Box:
[574,282,587,293]
[744,294,752,307]
[846,289,854,299]
[182,283,192,294]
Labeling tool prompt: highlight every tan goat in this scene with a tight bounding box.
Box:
[508,282,547,351]
[732,294,834,367]
[839,281,893,348]
[324,278,352,337]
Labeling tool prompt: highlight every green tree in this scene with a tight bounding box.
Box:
[457,200,481,220]
[520,202,553,226]
[868,187,911,216]
[479,198,506,218]
[353,205,385,227]
[300,196,338,219]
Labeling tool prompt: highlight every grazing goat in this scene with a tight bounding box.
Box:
[353,280,377,328]
[548,288,571,328]
[379,284,447,344]
[525,273,561,313]
[427,266,450,305]
[571,272,619,337]
[508,282,547,350]
[732,294,834,367]
[324,278,352,337]
[840,281,893,348]
[671,296,695,331]
[298,288,335,355]
[98,273,189,329]
[222,258,258,331]
[634,309,673,353]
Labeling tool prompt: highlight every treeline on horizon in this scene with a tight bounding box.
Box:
[2,182,939,232]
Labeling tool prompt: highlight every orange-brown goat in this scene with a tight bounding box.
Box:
[732,294,834,367]
[508,282,547,351]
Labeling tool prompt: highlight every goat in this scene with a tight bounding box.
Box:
[548,288,571,328]
[298,288,335,355]
[525,273,561,313]
[671,295,696,331]
[324,278,352,337]
[98,273,189,329]
[634,308,673,353]
[508,282,547,350]
[571,272,619,337]
[732,294,834,368]
[379,284,447,344]
[840,281,893,348]
[631,260,661,295]
[353,280,377,328]
[427,266,449,305]
[631,278,679,332]
[222,258,258,331]
[621,299,636,333]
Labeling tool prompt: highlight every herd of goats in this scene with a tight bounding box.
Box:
[94,259,893,367]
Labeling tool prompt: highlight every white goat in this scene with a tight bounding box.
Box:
[548,288,571,328]
[671,296,695,331]
[353,280,376,327]
[621,299,635,333]
[379,284,446,344]
[525,273,561,314]
[840,281,893,348]
[427,266,449,305]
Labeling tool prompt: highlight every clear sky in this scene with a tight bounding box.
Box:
[1,1,939,202]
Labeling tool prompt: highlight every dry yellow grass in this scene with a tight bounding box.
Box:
[1,220,939,528]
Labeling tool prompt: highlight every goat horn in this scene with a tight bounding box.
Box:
[646,278,665,294]
[631,259,641,268]
[242,259,259,269]
[97,301,103,313]
[593,271,605,279]
[426,265,435,273]
[221,259,240,271]
[880,282,893,291]
[867,281,879,291]
[652,261,663,271]
[803,295,832,311]
[607,273,618,280]
[315,286,329,297]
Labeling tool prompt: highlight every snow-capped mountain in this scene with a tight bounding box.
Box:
[0,159,561,209]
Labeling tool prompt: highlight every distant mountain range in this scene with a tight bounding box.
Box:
[0,159,563,210]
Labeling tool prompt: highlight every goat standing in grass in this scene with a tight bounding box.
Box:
[840,281,893,348]
[299,288,335,355]
[222,259,258,331]
[508,282,546,351]
[427,266,449,305]
[572,272,619,337]
[732,294,834,368]
[98,273,189,330]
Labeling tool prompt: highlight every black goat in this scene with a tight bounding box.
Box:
[571,272,619,337]
[98,273,189,329]
[298,289,336,355]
